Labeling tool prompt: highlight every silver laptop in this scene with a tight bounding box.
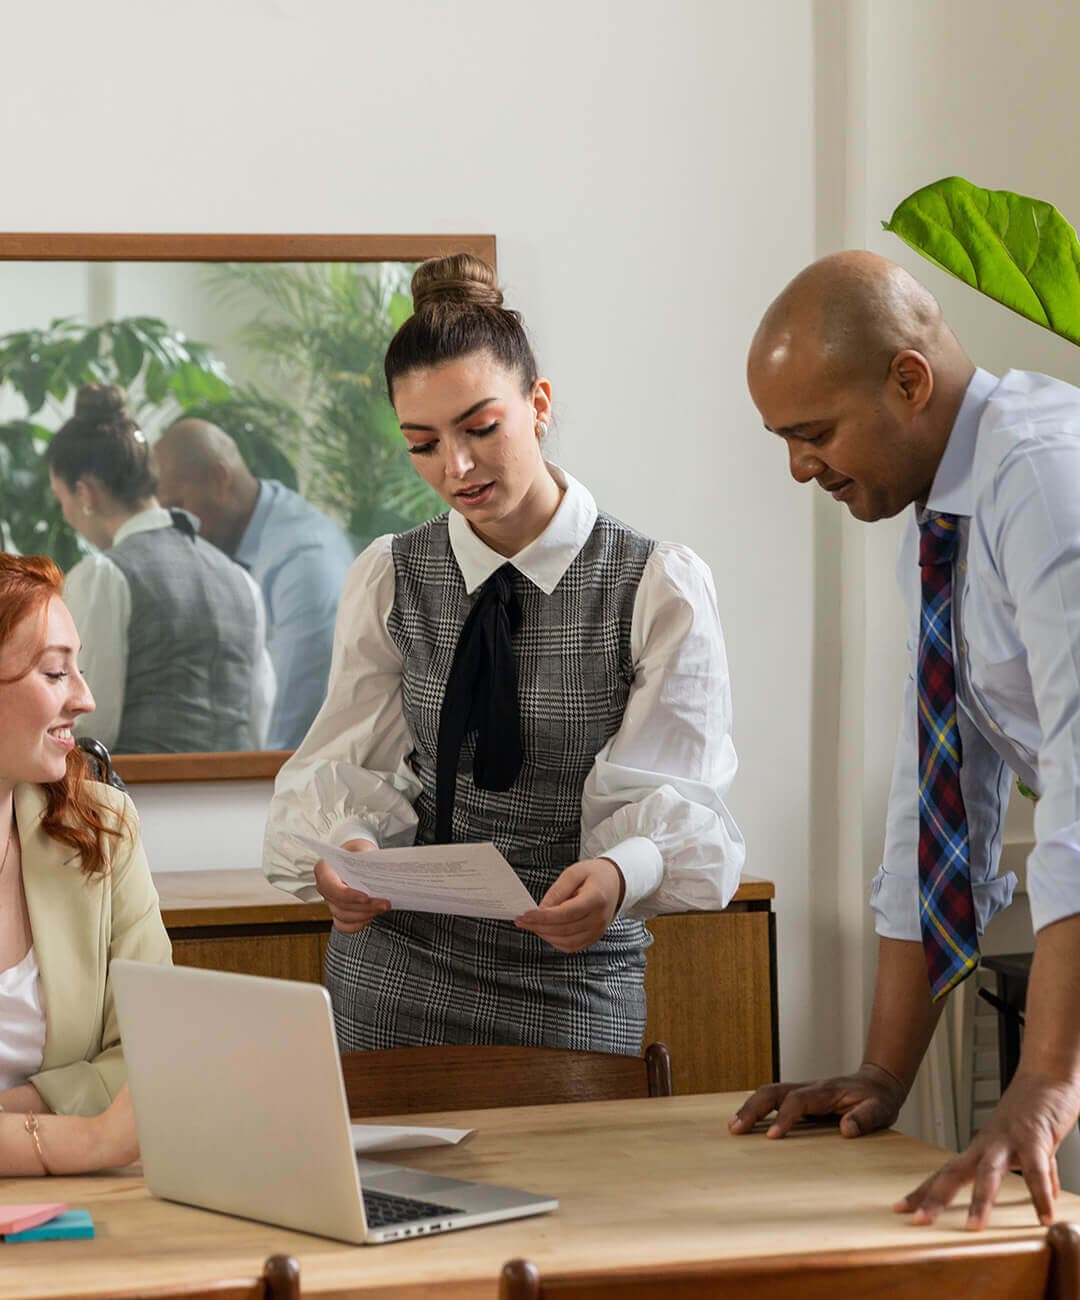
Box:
[111,960,557,1245]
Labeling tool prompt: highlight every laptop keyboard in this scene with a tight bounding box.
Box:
[362,1187,465,1229]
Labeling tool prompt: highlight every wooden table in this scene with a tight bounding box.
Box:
[0,1093,1074,1300]
[155,871,778,1095]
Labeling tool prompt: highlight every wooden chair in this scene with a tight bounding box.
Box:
[500,1222,1080,1300]
[111,1253,300,1300]
[340,1041,672,1117]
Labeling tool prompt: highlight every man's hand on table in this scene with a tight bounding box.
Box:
[728,1063,906,1139]
[894,1070,1079,1230]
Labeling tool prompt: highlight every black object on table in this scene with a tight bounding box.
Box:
[979,952,1032,1095]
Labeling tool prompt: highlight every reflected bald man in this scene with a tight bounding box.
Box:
[155,419,355,749]
[736,251,1080,1230]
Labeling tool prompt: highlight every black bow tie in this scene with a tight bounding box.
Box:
[435,565,523,842]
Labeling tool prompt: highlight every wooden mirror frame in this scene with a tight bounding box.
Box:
[0,231,497,784]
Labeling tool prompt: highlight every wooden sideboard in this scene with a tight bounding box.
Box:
[154,870,777,1096]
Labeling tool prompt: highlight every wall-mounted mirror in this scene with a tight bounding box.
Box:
[0,234,496,784]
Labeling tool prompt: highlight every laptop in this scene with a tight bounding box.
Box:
[111,960,558,1244]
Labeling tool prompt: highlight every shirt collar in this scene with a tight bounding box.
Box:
[448,464,598,595]
[235,480,273,568]
[923,367,998,519]
[112,505,175,546]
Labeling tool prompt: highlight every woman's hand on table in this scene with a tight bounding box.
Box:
[514,858,625,953]
[89,1085,140,1170]
[313,839,391,933]
[894,1070,1079,1230]
[0,1086,139,1175]
[728,1063,907,1139]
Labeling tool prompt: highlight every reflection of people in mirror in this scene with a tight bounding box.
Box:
[0,554,170,1174]
[265,254,746,1055]
[153,421,355,751]
[48,386,275,755]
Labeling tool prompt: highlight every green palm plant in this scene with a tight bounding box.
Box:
[204,261,443,547]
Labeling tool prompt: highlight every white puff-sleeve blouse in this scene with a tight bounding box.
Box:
[263,468,746,920]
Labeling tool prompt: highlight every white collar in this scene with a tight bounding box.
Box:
[112,506,175,546]
[447,464,598,595]
[923,367,998,520]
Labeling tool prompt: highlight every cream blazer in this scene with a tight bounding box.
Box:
[14,782,172,1116]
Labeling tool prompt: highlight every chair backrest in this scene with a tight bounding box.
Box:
[341,1041,671,1118]
[77,735,126,790]
[500,1223,1080,1300]
[111,1253,300,1300]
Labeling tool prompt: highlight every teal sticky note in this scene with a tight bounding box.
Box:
[5,1209,94,1242]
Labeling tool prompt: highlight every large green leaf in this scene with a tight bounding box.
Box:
[110,323,145,388]
[883,176,1080,345]
[166,360,232,407]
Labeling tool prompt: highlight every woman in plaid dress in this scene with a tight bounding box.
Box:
[263,255,745,1054]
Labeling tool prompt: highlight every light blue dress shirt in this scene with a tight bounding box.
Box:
[872,368,1080,940]
[234,479,356,750]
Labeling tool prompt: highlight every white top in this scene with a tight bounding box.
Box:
[874,368,1080,938]
[264,466,746,919]
[62,507,276,751]
[0,947,46,1090]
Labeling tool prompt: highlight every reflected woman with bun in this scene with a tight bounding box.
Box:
[265,255,746,1054]
[47,385,274,755]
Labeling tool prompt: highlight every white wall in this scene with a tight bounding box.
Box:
[3,2,822,1073]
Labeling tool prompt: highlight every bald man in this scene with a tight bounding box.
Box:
[735,251,1080,1230]
[155,419,355,749]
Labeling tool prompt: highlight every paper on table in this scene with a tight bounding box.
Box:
[349,1123,475,1154]
[5,1210,94,1242]
[295,835,537,920]
[0,1204,66,1235]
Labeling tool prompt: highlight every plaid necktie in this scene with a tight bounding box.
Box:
[917,513,978,1000]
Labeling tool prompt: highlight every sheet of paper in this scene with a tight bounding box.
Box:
[350,1124,474,1153]
[295,835,537,920]
[0,1204,66,1235]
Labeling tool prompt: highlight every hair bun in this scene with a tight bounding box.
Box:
[411,253,504,314]
[74,384,129,421]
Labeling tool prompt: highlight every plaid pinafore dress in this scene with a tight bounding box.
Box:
[324,511,655,1053]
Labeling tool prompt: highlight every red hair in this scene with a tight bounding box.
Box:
[0,553,127,875]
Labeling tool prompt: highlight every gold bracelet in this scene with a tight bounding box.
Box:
[24,1112,51,1175]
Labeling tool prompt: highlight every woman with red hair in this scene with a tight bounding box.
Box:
[0,553,170,1174]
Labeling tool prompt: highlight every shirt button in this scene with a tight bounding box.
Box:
[959,561,968,573]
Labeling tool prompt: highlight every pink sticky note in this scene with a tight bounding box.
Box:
[0,1204,67,1235]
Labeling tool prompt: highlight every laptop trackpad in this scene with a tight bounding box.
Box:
[359,1161,548,1213]
[357,1161,463,1198]
[354,1157,411,1180]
